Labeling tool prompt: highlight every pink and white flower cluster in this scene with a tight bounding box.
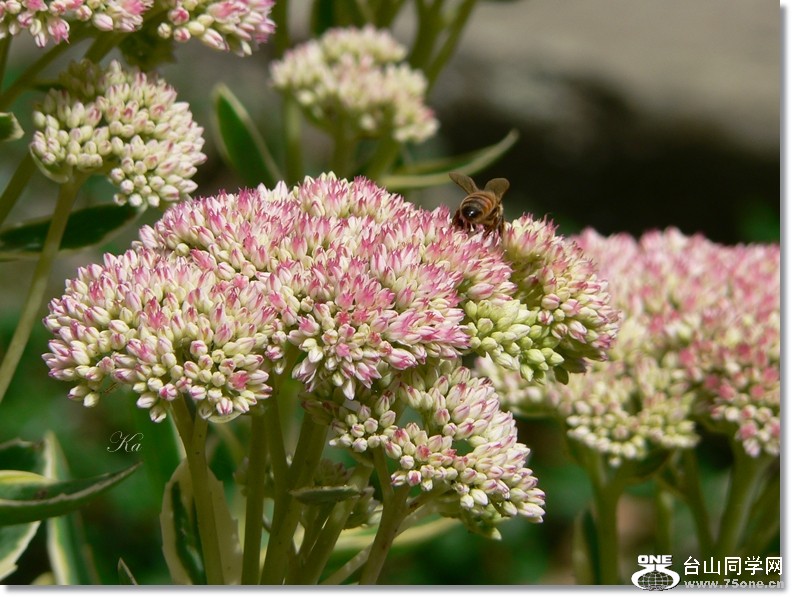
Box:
[45,174,617,421]
[270,26,438,143]
[0,0,149,46]
[0,0,274,51]
[486,228,780,462]
[44,249,277,422]
[156,0,275,55]
[328,362,545,532]
[30,59,205,208]
[44,175,619,527]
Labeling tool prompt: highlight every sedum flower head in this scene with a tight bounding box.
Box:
[326,361,545,534]
[156,0,275,55]
[0,0,151,47]
[44,174,617,426]
[0,0,274,49]
[486,228,779,463]
[270,25,438,143]
[30,59,205,208]
[44,248,280,422]
[467,215,621,385]
[44,174,617,530]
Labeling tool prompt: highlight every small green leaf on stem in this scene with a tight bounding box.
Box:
[0,203,139,260]
[0,112,23,142]
[291,485,362,505]
[117,558,138,585]
[0,439,48,581]
[380,129,519,190]
[0,463,141,526]
[211,83,282,188]
[44,432,100,585]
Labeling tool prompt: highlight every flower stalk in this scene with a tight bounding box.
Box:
[260,404,327,583]
[321,498,436,585]
[0,175,83,404]
[170,398,225,585]
[298,463,374,584]
[587,454,623,585]
[679,450,714,555]
[241,411,269,584]
[714,444,771,559]
[0,153,35,228]
[359,484,411,584]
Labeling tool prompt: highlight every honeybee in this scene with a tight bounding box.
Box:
[449,172,509,236]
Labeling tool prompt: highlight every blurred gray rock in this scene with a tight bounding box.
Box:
[432,0,778,152]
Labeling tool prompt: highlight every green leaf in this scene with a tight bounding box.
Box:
[291,485,362,505]
[380,129,519,191]
[0,203,139,260]
[0,113,23,142]
[0,439,47,474]
[117,558,138,585]
[0,438,50,581]
[160,461,242,585]
[0,463,141,526]
[211,83,281,188]
[44,433,99,585]
[0,520,40,581]
[160,464,205,585]
[334,515,458,552]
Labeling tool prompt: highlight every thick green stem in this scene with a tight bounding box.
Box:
[330,122,356,179]
[321,499,436,585]
[364,138,401,182]
[259,397,290,584]
[271,0,289,58]
[654,485,674,555]
[590,484,621,584]
[260,410,327,584]
[170,399,225,585]
[299,463,373,584]
[587,454,622,585]
[0,152,35,228]
[742,466,780,555]
[288,502,333,580]
[372,447,393,504]
[359,484,411,584]
[374,0,406,27]
[714,447,769,559]
[283,97,304,185]
[0,35,78,109]
[409,0,443,70]
[680,450,714,555]
[424,0,477,90]
[0,37,10,90]
[84,32,124,62]
[241,412,268,584]
[0,176,82,404]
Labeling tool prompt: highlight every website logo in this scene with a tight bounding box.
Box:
[631,555,681,590]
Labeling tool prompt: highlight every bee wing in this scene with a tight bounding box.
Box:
[449,172,479,194]
[484,177,510,198]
